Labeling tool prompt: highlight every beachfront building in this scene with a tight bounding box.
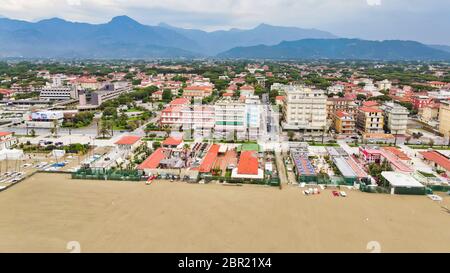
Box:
[214,98,246,140]
[138,148,168,175]
[420,150,450,176]
[326,147,369,185]
[290,147,317,183]
[231,151,264,180]
[282,85,327,134]
[381,102,409,135]
[245,96,264,140]
[180,105,216,137]
[359,146,413,174]
[160,104,215,136]
[356,106,384,134]
[162,136,183,149]
[333,111,356,137]
[115,136,142,152]
[381,172,426,195]
[0,132,18,150]
[439,101,450,138]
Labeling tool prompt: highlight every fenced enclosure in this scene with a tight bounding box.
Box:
[72,168,143,181]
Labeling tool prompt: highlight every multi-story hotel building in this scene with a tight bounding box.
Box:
[382,102,409,135]
[356,106,384,134]
[333,111,356,137]
[439,101,450,138]
[282,85,327,133]
[326,97,358,119]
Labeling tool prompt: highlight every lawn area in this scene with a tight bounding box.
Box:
[142,137,166,142]
[308,142,340,147]
[407,145,450,150]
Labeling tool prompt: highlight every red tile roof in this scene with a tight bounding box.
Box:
[185,86,213,91]
[359,106,383,113]
[0,89,13,95]
[162,136,183,146]
[162,106,181,113]
[0,132,12,137]
[362,101,379,107]
[335,111,350,118]
[199,144,220,173]
[138,148,166,170]
[170,98,190,105]
[383,147,410,161]
[240,85,255,91]
[237,151,259,175]
[420,151,450,172]
[115,136,141,145]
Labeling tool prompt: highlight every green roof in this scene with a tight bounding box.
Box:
[237,143,261,152]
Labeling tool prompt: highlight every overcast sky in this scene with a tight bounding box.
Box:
[0,0,449,45]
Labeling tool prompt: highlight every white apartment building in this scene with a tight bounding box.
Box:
[39,86,79,101]
[377,79,392,91]
[245,96,264,141]
[214,98,247,140]
[282,85,327,133]
[382,102,409,135]
[160,104,215,137]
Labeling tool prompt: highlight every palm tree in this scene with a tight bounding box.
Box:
[99,120,112,139]
[51,119,59,138]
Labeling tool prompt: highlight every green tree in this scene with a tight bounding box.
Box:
[152,141,161,150]
[99,120,112,138]
[162,89,173,102]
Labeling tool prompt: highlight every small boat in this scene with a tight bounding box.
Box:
[427,195,443,202]
[146,175,156,185]
[340,191,347,197]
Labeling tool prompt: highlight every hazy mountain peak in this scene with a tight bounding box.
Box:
[37,17,68,24]
[254,23,272,29]
[158,22,174,28]
[109,15,140,25]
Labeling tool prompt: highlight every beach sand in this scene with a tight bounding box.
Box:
[0,173,449,253]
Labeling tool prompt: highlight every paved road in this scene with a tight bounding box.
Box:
[275,151,288,186]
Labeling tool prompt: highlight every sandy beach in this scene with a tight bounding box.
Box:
[0,173,449,253]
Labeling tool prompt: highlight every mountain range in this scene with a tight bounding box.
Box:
[0,15,449,60]
[218,39,450,60]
